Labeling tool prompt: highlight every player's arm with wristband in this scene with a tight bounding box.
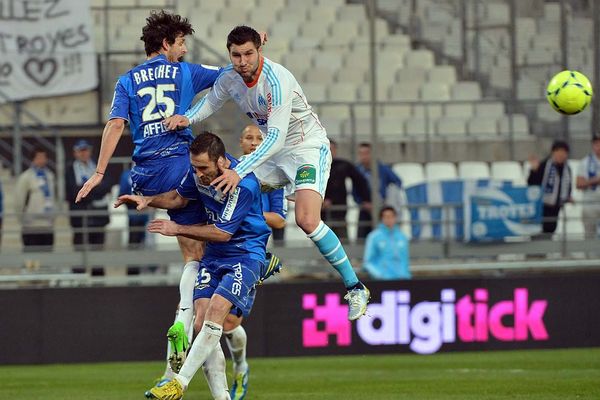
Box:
[76,80,128,203]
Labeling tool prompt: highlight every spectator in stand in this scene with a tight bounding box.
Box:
[363,206,410,280]
[355,142,403,239]
[528,140,572,236]
[66,139,112,275]
[576,136,600,238]
[15,147,57,252]
[322,139,371,240]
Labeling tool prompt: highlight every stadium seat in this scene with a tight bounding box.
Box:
[404,117,431,137]
[444,103,474,119]
[302,83,327,103]
[304,68,336,85]
[498,114,530,137]
[336,68,366,83]
[327,83,358,102]
[403,50,435,68]
[318,105,351,120]
[357,84,389,101]
[288,37,320,51]
[392,163,425,188]
[435,117,467,136]
[378,117,405,141]
[458,161,491,179]
[467,117,498,137]
[450,82,482,101]
[312,53,344,72]
[277,7,309,24]
[337,4,367,21]
[330,20,360,38]
[269,21,300,38]
[320,36,354,49]
[427,66,457,84]
[537,102,562,123]
[490,161,526,185]
[300,21,331,40]
[248,8,279,27]
[379,34,411,51]
[474,102,505,118]
[217,8,248,24]
[307,5,338,22]
[388,82,421,101]
[420,83,451,101]
[282,53,313,77]
[568,113,592,136]
[425,162,458,181]
[319,118,344,137]
[396,67,428,84]
[381,105,413,118]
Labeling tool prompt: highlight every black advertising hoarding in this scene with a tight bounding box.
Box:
[250,274,600,356]
[0,274,598,364]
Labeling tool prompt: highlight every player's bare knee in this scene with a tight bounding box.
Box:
[223,313,241,332]
[296,213,320,233]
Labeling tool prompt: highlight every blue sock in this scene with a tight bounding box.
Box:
[307,221,359,288]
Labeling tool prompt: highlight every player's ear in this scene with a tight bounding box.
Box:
[162,38,170,52]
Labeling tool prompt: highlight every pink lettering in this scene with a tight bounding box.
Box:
[302,293,351,347]
[515,288,549,341]
[489,300,514,341]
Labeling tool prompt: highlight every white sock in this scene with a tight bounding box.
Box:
[202,345,231,400]
[176,321,223,388]
[224,325,248,374]
[175,261,200,332]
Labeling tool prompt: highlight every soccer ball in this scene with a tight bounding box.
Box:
[546,70,593,115]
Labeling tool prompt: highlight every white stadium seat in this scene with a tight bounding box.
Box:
[451,82,482,101]
[467,117,498,137]
[435,117,467,136]
[326,83,358,102]
[393,163,425,188]
[425,162,458,181]
[458,161,491,179]
[491,161,526,185]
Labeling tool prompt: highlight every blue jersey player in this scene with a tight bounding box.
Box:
[220,124,286,400]
[117,132,270,400]
[74,10,220,376]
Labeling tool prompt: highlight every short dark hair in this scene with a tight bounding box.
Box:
[31,146,47,159]
[379,205,397,219]
[141,10,194,56]
[592,136,600,143]
[551,140,570,153]
[359,142,371,149]
[190,132,226,162]
[227,25,261,51]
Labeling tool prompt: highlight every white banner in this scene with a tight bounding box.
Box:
[0,0,98,102]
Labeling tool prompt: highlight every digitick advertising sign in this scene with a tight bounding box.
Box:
[251,274,600,357]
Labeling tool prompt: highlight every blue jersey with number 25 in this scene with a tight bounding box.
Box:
[109,54,220,163]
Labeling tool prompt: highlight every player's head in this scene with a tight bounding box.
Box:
[73,139,92,163]
[31,146,48,168]
[379,206,397,229]
[357,142,372,167]
[550,140,569,165]
[227,26,262,83]
[141,10,193,62]
[592,136,600,156]
[190,131,228,185]
[240,125,263,155]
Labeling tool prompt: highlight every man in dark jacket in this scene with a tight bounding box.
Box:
[66,140,112,274]
[322,140,371,240]
[527,140,572,235]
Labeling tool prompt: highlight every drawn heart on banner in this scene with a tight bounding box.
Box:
[23,58,58,86]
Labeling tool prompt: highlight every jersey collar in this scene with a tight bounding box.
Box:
[244,56,264,88]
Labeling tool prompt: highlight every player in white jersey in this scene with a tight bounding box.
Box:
[164,26,369,320]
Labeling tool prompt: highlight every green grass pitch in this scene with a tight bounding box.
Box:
[1,348,598,399]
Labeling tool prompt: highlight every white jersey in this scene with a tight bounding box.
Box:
[577,153,600,206]
[185,57,328,180]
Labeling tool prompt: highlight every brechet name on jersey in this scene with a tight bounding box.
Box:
[184,57,328,180]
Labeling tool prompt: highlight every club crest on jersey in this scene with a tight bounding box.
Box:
[258,94,267,106]
[295,164,317,185]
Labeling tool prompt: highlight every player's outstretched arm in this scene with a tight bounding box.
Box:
[75,118,125,203]
[115,190,187,210]
[148,219,231,242]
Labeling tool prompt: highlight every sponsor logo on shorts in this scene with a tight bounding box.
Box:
[295,164,317,185]
[232,262,243,296]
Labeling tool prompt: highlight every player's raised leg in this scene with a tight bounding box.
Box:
[295,189,370,320]
[165,236,203,373]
